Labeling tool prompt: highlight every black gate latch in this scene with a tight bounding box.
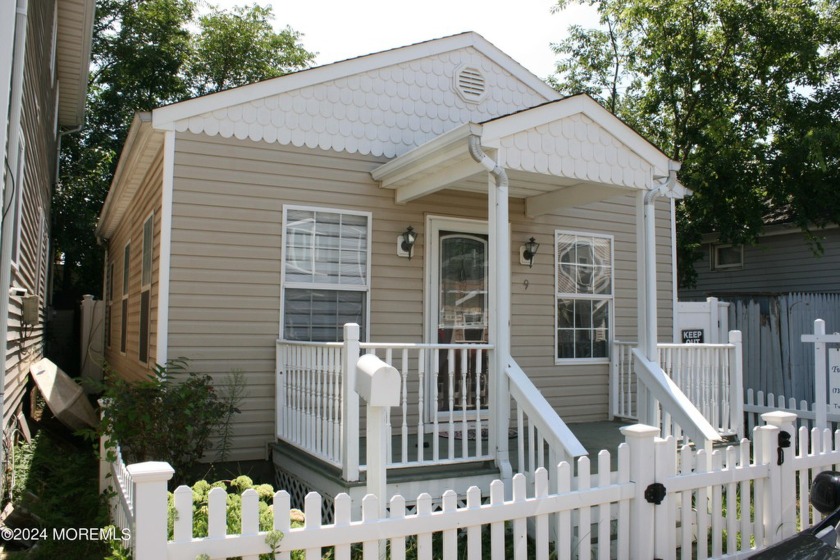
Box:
[645,482,667,505]
[777,431,791,465]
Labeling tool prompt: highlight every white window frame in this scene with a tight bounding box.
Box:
[554,230,614,364]
[139,213,153,364]
[279,205,372,342]
[712,243,743,270]
[9,129,25,270]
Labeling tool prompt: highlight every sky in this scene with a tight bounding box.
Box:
[203,0,601,80]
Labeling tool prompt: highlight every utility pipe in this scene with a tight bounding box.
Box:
[467,135,513,485]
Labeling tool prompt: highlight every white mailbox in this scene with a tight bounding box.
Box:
[355,354,401,407]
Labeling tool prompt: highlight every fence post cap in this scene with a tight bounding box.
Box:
[728,330,742,343]
[761,411,798,426]
[343,323,360,340]
[619,424,660,438]
[126,461,175,482]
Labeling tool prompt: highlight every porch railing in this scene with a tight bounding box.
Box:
[611,331,744,441]
[276,325,496,481]
[277,324,588,483]
[507,359,587,481]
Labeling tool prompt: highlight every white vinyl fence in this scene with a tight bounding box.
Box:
[105,410,840,560]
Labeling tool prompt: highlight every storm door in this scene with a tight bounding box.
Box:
[429,219,490,418]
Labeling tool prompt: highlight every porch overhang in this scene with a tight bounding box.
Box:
[371,94,690,216]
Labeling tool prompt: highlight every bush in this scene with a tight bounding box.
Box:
[98,359,242,484]
[168,476,292,560]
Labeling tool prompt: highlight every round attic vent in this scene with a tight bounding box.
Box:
[454,65,487,103]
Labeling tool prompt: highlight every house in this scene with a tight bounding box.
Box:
[681,216,840,403]
[0,0,95,442]
[96,32,717,504]
[680,216,840,299]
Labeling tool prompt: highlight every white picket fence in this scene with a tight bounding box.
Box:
[745,387,840,433]
[106,410,840,560]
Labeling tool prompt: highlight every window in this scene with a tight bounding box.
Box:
[121,243,129,354]
[106,262,114,348]
[555,232,613,361]
[139,215,153,363]
[713,244,743,270]
[281,206,370,342]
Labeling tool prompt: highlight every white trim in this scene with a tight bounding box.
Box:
[279,204,372,342]
[554,230,615,364]
[49,0,57,83]
[155,130,175,365]
[671,198,679,343]
[10,128,25,270]
[153,32,559,129]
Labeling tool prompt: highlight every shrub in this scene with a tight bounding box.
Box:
[98,359,242,484]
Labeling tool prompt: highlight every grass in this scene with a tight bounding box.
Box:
[2,414,110,559]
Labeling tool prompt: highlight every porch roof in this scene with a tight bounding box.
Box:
[371,94,689,216]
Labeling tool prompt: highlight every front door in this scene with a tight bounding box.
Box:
[427,217,489,418]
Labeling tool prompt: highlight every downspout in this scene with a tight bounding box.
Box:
[467,135,513,483]
[0,0,29,489]
[642,168,678,361]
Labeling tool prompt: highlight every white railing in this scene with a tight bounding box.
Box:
[100,443,136,552]
[612,331,744,440]
[277,324,496,479]
[507,359,587,481]
[361,341,494,468]
[125,410,829,560]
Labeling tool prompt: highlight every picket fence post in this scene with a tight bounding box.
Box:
[762,411,798,540]
[127,461,174,560]
[620,423,659,560]
[342,323,360,482]
[729,330,745,440]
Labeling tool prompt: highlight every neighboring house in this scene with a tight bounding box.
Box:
[0,0,95,435]
[681,218,840,404]
[680,220,840,299]
[96,33,699,499]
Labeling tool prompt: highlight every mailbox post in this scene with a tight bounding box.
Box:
[355,353,401,519]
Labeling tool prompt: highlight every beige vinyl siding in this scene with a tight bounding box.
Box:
[170,132,677,460]
[3,0,61,428]
[103,150,163,381]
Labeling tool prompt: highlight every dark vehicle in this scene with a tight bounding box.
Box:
[751,471,840,559]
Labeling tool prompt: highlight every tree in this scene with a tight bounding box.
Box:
[53,1,315,303]
[550,0,840,287]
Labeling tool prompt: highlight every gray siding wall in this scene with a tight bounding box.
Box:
[4,0,60,428]
[170,132,675,460]
[681,227,840,299]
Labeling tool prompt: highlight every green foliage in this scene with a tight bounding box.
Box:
[167,476,295,560]
[54,1,315,301]
[551,0,840,287]
[3,429,109,559]
[98,359,243,485]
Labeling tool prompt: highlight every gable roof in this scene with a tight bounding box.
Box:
[150,32,561,158]
[373,94,686,214]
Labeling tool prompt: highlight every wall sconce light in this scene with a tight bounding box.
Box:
[519,237,540,268]
[398,226,417,260]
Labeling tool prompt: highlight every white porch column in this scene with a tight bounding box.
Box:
[489,174,512,482]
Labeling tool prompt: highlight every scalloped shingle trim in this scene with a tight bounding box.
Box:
[171,49,547,158]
